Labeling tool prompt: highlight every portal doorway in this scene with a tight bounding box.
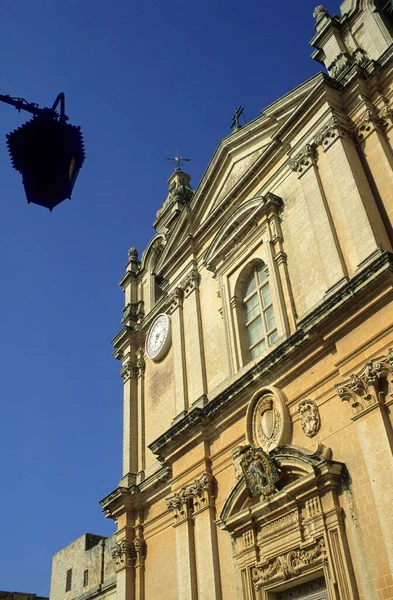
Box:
[276,578,327,600]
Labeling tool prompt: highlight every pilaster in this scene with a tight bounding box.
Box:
[166,492,198,600]
[166,473,222,600]
[290,142,348,291]
[167,287,189,418]
[120,357,139,477]
[181,268,207,406]
[313,115,390,274]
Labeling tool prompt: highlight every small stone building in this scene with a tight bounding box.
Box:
[50,1,393,599]
[0,592,48,600]
[49,534,116,600]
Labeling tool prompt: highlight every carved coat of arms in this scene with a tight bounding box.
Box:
[238,446,280,498]
[298,399,321,438]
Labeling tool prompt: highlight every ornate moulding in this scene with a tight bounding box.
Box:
[245,386,292,452]
[218,445,357,598]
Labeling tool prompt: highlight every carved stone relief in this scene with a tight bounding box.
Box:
[251,538,326,588]
[298,399,321,437]
[246,387,291,452]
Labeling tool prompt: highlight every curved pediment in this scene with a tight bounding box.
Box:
[204,193,283,272]
[219,444,335,529]
[140,233,166,272]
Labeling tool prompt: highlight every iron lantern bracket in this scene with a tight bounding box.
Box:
[0,91,68,121]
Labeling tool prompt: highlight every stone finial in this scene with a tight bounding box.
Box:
[128,246,138,262]
[313,5,328,20]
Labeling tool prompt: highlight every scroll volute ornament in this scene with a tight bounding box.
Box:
[246,387,292,452]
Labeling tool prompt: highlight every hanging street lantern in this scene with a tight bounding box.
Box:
[0,92,85,211]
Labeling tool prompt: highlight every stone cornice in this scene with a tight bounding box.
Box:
[100,464,172,519]
[149,251,393,458]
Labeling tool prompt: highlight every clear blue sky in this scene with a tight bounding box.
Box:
[0,0,339,594]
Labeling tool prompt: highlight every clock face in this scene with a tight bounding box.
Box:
[145,314,171,361]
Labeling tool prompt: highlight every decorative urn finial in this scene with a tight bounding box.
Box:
[128,246,139,262]
[313,5,328,21]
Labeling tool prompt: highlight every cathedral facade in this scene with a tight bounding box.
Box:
[50,1,393,599]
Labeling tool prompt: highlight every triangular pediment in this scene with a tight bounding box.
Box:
[190,73,326,228]
[154,73,327,273]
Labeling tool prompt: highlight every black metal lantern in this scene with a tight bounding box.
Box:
[0,91,85,211]
[6,110,85,211]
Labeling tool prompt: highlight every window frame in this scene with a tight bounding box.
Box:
[242,263,278,359]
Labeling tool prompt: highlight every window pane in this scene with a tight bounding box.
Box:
[251,339,267,359]
[257,263,268,283]
[244,294,260,322]
[247,317,264,345]
[261,283,271,307]
[268,330,278,345]
[244,274,256,296]
[265,306,276,331]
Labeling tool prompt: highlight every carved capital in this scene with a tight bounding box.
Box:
[355,108,388,141]
[186,472,215,511]
[289,144,318,176]
[180,269,201,297]
[120,360,139,381]
[134,537,146,561]
[111,540,136,571]
[380,103,393,125]
[314,116,354,151]
[336,348,393,417]
[166,287,184,314]
[166,473,216,523]
[166,492,188,523]
[122,301,145,324]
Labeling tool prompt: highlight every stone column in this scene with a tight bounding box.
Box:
[166,493,198,600]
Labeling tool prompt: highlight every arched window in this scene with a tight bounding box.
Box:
[243,263,278,359]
